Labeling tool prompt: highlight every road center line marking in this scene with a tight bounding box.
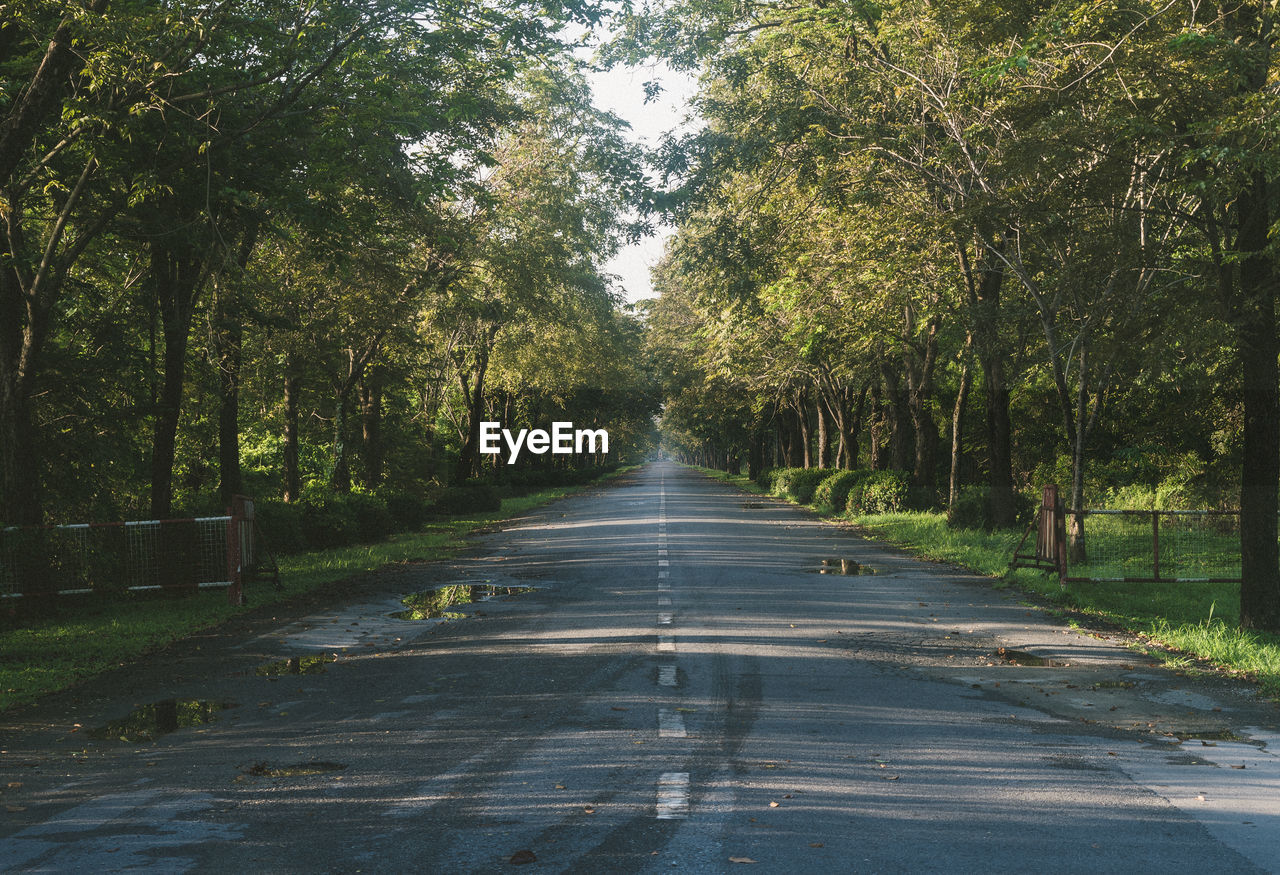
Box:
[658,611,673,625]
[658,708,687,738]
[658,635,675,651]
[658,560,669,567]
[656,772,690,819]
[658,570,669,578]
[658,664,677,686]
[658,595,671,607]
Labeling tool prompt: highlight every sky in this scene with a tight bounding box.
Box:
[585,61,700,304]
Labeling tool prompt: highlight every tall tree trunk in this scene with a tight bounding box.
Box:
[961,232,1016,527]
[796,391,812,468]
[454,339,492,483]
[149,236,206,519]
[869,378,885,470]
[1235,169,1280,631]
[283,372,301,502]
[949,334,973,514]
[816,397,829,468]
[0,268,42,525]
[359,374,383,487]
[213,220,258,506]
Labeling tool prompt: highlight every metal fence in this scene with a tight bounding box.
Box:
[1,496,275,605]
[1011,485,1242,584]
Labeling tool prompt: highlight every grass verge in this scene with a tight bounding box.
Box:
[696,466,1280,695]
[0,474,628,714]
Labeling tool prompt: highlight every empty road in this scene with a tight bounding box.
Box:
[3,462,1280,872]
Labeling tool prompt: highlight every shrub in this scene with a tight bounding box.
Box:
[383,491,431,531]
[768,467,804,497]
[788,468,837,504]
[429,484,501,515]
[947,485,992,530]
[860,471,910,514]
[756,467,778,491]
[298,493,361,549]
[847,470,910,514]
[813,470,864,512]
[254,500,307,554]
[343,491,396,542]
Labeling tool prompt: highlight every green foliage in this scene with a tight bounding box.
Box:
[428,484,502,515]
[948,485,997,531]
[770,467,837,504]
[856,471,911,514]
[813,470,864,513]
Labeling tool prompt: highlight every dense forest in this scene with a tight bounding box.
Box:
[625,0,1280,629]
[0,0,659,538]
[3,2,1280,628]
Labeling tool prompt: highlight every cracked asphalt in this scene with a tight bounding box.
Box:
[3,462,1280,872]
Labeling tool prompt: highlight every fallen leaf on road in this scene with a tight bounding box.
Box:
[1232,764,1247,770]
[809,843,824,848]
[584,807,596,814]
[769,801,780,808]
[882,775,900,781]
[509,849,537,864]
[6,805,25,812]
[555,784,566,790]
[729,858,758,864]
[611,707,628,711]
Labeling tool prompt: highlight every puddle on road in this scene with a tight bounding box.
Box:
[244,760,347,778]
[994,647,1061,667]
[90,699,237,743]
[392,583,535,620]
[255,654,338,677]
[809,559,875,575]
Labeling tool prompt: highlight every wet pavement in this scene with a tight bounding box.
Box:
[2,462,1279,872]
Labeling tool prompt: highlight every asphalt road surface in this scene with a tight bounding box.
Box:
[4,462,1280,872]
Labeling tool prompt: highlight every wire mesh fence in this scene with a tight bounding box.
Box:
[1064,510,1241,582]
[1,516,234,600]
[1012,485,1243,583]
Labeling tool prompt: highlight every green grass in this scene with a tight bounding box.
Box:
[695,467,1280,694]
[0,475,628,714]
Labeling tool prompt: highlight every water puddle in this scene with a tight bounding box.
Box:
[809,559,875,575]
[994,647,1058,667]
[255,654,338,677]
[89,699,237,743]
[244,760,347,778]
[392,583,535,621]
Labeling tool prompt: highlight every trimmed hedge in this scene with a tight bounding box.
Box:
[252,466,616,556]
[847,470,910,514]
[770,467,833,503]
[814,470,870,513]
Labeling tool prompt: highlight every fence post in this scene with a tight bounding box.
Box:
[1152,511,1161,582]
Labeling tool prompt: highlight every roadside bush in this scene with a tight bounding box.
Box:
[343,491,396,542]
[428,484,501,515]
[847,470,910,514]
[384,491,431,530]
[814,470,864,512]
[768,467,804,498]
[808,470,860,511]
[947,485,993,530]
[756,467,778,491]
[771,467,837,504]
[298,492,361,549]
[254,500,307,554]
